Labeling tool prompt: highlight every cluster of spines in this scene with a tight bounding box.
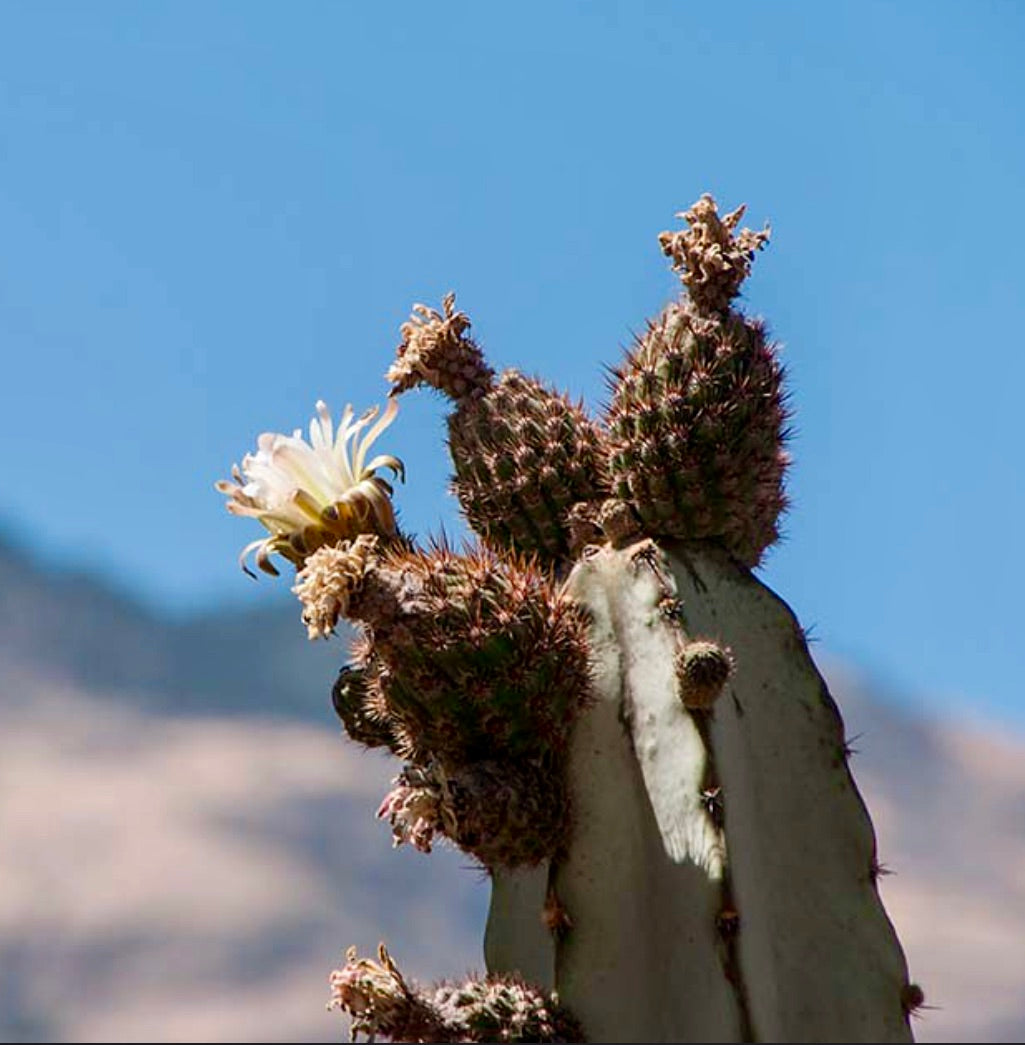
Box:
[377,752,568,868]
[605,197,790,567]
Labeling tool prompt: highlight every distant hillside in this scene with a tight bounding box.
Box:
[0,534,1022,1042]
[0,530,346,720]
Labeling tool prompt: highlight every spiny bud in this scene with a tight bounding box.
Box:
[606,274,790,567]
[447,369,610,563]
[377,754,569,869]
[331,662,396,750]
[676,639,734,709]
[597,497,643,548]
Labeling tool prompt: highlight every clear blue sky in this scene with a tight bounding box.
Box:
[1,2,1023,727]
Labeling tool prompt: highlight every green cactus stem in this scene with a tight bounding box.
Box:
[485,540,917,1043]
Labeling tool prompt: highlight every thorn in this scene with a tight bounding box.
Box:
[843,731,864,759]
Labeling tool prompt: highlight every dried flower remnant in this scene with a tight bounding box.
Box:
[376,763,454,855]
[658,194,770,315]
[329,943,439,1043]
[292,534,379,639]
[387,292,494,402]
[216,399,403,576]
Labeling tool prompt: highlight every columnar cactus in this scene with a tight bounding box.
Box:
[217,195,920,1043]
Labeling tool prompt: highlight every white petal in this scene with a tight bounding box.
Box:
[353,398,399,476]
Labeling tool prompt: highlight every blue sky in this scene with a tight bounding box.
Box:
[1,2,1023,727]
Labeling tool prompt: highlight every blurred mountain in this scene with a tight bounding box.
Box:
[0,535,1022,1042]
[0,528,344,720]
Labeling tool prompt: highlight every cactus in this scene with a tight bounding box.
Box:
[217,194,920,1042]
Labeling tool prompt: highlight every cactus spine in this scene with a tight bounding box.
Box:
[218,194,920,1042]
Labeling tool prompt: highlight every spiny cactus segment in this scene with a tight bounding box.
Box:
[340,539,592,763]
[388,293,610,564]
[378,752,568,867]
[329,943,583,1043]
[299,534,591,866]
[606,195,790,566]
[448,370,610,564]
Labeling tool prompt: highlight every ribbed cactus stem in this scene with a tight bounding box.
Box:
[211,191,920,1044]
[485,541,917,1043]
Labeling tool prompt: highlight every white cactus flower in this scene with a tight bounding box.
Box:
[216,399,404,576]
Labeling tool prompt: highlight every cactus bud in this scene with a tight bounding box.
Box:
[676,639,734,709]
